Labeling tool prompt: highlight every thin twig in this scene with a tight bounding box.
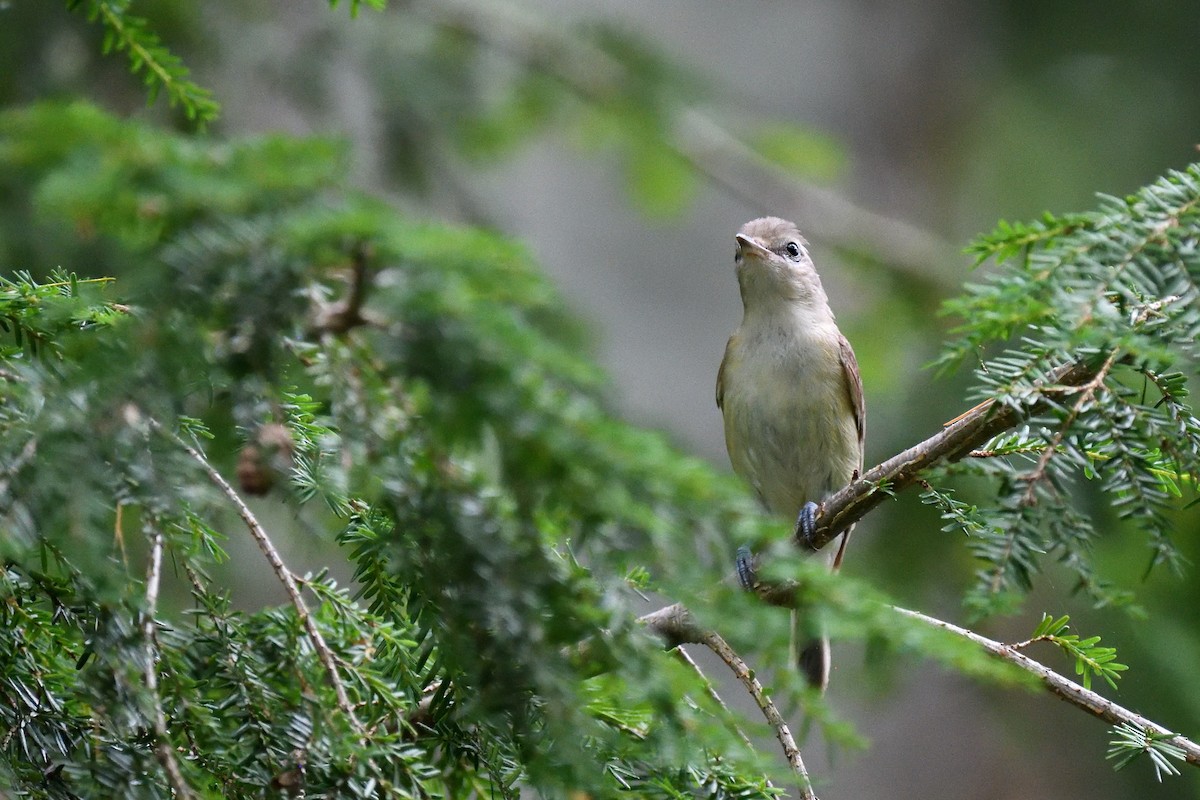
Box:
[1007,634,1052,652]
[149,416,363,732]
[142,521,194,799]
[673,647,759,754]
[702,632,816,800]
[1020,350,1120,506]
[891,606,1200,768]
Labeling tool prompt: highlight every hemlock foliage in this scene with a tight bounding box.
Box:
[3,4,1200,798]
[0,101,789,798]
[935,170,1200,617]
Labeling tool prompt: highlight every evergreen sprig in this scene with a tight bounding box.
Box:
[1107,722,1186,782]
[1021,613,1128,691]
[0,270,121,359]
[66,1,219,124]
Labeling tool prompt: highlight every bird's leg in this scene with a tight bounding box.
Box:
[735,544,757,590]
[740,500,820,589]
[794,501,820,551]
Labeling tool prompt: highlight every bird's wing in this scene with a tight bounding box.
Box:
[838,332,865,464]
[833,332,865,571]
[715,334,736,410]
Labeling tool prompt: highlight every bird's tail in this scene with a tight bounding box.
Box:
[797,633,831,691]
[793,530,848,691]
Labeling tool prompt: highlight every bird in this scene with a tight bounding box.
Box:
[716,216,865,690]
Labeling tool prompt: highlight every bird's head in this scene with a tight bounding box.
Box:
[734,217,828,309]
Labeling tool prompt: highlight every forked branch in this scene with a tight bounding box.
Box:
[702,632,816,799]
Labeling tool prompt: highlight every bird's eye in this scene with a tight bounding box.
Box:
[785,242,802,258]
[734,248,742,263]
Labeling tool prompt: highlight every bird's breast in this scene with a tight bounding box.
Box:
[720,314,858,518]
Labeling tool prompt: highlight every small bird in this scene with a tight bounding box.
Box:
[716,217,865,690]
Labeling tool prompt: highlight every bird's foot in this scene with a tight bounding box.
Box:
[794,501,820,551]
[735,544,757,590]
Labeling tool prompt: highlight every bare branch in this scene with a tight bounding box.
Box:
[701,631,816,800]
[310,242,377,336]
[149,416,364,733]
[673,109,959,288]
[637,606,815,793]
[673,647,760,755]
[142,521,194,799]
[799,359,1102,554]
[424,0,958,284]
[638,602,707,648]
[891,606,1200,768]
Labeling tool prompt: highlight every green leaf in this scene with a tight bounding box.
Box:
[749,123,846,183]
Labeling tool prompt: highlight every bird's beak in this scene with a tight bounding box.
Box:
[735,233,771,261]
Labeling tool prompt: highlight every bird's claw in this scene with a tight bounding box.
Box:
[735,544,757,590]
[794,501,819,550]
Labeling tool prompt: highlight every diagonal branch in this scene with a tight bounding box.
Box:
[798,358,1102,555]
[701,631,817,799]
[424,0,958,285]
[891,606,1200,768]
[148,416,364,733]
[637,358,1105,614]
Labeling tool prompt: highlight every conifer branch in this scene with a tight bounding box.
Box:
[79,1,220,123]
[149,416,363,733]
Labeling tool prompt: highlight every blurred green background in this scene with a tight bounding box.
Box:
[2,1,1199,797]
